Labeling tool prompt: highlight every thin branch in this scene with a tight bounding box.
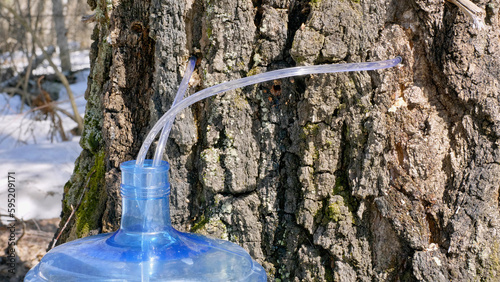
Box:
[0,46,56,89]
[31,218,42,232]
[1,87,84,123]
[54,106,79,123]
[1,87,31,98]
[21,51,35,112]
[0,2,84,133]
[26,94,85,124]
[0,214,27,246]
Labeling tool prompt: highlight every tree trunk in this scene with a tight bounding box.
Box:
[51,0,71,72]
[56,0,500,281]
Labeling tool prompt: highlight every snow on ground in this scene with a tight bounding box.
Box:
[1,47,90,75]
[0,53,89,223]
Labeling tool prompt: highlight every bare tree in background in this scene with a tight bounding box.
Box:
[51,0,71,72]
[0,1,84,134]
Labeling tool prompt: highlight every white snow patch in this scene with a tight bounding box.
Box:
[0,59,89,223]
[1,49,90,75]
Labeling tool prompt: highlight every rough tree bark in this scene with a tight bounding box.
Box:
[55,0,500,281]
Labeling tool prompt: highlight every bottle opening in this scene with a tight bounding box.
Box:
[120,159,170,198]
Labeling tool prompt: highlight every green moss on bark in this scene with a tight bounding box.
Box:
[75,150,107,237]
[190,214,209,233]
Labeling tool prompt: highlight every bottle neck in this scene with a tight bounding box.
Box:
[120,195,172,233]
[117,160,173,235]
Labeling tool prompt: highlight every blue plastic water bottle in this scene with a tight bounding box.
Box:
[25,160,267,281]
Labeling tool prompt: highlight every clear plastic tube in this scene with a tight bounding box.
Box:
[152,57,197,167]
[137,56,402,166]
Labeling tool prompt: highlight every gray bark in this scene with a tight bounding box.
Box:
[51,0,71,72]
[57,0,500,281]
